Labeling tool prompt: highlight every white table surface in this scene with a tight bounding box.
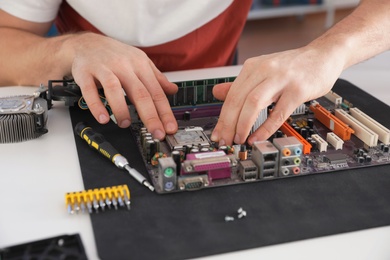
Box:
[1,52,389,260]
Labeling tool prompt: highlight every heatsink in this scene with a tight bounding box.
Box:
[0,95,48,143]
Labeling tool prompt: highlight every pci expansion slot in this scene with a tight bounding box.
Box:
[309,102,354,141]
[335,109,379,147]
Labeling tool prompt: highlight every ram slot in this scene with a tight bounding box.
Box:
[349,107,390,145]
[279,122,312,154]
[335,109,378,147]
[309,103,354,141]
[311,134,328,152]
[326,132,344,150]
[324,91,342,106]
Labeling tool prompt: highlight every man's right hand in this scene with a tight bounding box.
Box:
[66,32,178,139]
[0,8,178,139]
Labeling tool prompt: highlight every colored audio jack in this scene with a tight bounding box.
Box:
[65,185,131,214]
[74,122,155,192]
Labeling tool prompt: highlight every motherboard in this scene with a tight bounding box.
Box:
[130,77,390,194]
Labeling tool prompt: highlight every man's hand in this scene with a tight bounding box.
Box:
[0,7,178,140]
[211,0,390,146]
[68,33,178,139]
[211,46,345,146]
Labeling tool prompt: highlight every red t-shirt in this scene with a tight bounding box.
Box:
[55,0,252,72]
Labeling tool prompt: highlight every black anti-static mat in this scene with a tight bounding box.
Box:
[69,79,390,260]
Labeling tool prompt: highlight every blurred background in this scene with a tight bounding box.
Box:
[46,1,359,65]
[237,0,359,63]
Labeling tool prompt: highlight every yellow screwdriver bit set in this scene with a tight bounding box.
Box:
[65,185,131,214]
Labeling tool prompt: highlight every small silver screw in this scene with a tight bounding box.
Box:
[238,210,247,219]
[225,216,235,222]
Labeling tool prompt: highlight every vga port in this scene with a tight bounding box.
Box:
[178,174,209,191]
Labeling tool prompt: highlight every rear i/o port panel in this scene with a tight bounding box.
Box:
[273,137,302,177]
[130,77,390,194]
[251,140,279,179]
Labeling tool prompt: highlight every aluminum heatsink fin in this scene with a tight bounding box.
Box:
[0,95,48,143]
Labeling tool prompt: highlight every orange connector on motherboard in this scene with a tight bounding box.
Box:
[279,122,312,154]
[309,103,354,141]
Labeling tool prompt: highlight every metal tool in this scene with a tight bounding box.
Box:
[0,93,48,143]
[66,185,131,214]
[74,122,155,192]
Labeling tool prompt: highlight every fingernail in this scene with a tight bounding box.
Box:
[153,129,165,140]
[234,134,240,144]
[248,136,257,145]
[211,131,218,142]
[99,114,109,123]
[219,139,226,146]
[166,122,176,133]
[120,119,131,128]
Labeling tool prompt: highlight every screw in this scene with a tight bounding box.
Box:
[238,210,247,219]
[225,216,235,222]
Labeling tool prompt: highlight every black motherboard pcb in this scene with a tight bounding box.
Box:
[130,77,390,194]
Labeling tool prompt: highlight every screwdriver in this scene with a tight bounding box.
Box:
[74,122,155,192]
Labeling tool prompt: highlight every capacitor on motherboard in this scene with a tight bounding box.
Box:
[307,118,314,129]
[140,127,147,134]
[153,138,161,153]
[358,156,365,164]
[239,145,247,161]
[219,145,228,154]
[200,147,210,152]
[276,130,284,138]
[233,144,241,159]
[304,155,313,166]
[300,128,308,139]
[190,148,199,153]
[185,144,192,155]
[310,140,317,151]
[142,133,152,148]
[143,136,153,155]
[140,131,147,145]
[183,111,191,121]
[171,150,182,174]
[139,128,147,136]
[146,139,155,162]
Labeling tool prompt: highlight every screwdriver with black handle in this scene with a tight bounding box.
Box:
[74,122,154,192]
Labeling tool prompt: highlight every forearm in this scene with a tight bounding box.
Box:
[0,28,74,86]
[308,0,390,70]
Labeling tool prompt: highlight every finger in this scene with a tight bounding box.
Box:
[93,69,131,128]
[212,82,232,101]
[150,62,178,95]
[233,79,278,145]
[73,72,110,124]
[133,63,178,134]
[248,91,301,145]
[120,71,167,140]
[211,72,259,145]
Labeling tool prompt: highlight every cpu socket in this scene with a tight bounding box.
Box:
[166,127,211,150]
